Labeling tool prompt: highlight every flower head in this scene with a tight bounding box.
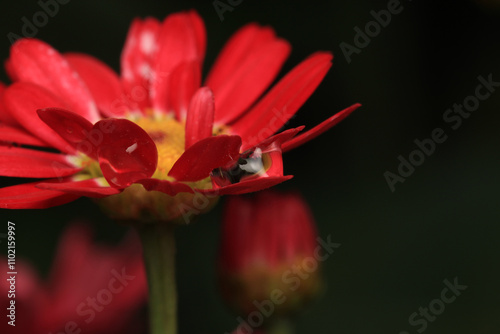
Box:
[0,11,359,222]
[218,191,323,321]
[0,223,147,334]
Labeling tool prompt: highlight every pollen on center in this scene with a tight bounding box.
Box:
[133,115,186,179]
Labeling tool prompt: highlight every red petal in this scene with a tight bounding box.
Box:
[3,82,77,153]
[0,181,79,209]
[0,82,18,126]
[261,150,283,177]
[232,52,333,147]
[199,175,293,196]
[45,224,147,332]
[46,223,94,292]
[241,126,304,153]
[211,129,299,188]
[120,17,161,113]
[9,39,99,122]
[151,11,206,114]
[0,108,18,126]
[5,59,17,81]
[248,127,304,176]
[0,123,48,147]
[65,53,124,117]
[206,24,291,124]
[219,196,254,271]
[214,40,290,124]
[135,178,194,196]
[283,103,361,152]
[37,108,97,159]
[163,60,201,120]
[168,135,241,182]
[220,192,318,272]
[0,146,80,178]
[205,24,275,90]
[184,10,206,62]
[95,118,158,188]
[36,178,121,198]
[185,87,215,149]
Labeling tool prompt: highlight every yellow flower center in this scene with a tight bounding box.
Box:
[133,114,186,179]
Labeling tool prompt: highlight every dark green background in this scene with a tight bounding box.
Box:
[1,0,500,333]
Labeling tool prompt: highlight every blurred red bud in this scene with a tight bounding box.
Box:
[218,191,323,323]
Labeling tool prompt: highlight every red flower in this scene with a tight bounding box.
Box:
[0,11,360,215]
[218,191,323,321]
[0,223,147,334]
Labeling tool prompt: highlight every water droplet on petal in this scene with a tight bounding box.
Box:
[126,142,138,154]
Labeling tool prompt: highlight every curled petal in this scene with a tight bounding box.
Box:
[37,108,97,159]
[95,118,158,188]
[169,135,241,182]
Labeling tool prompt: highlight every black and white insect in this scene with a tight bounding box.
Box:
[211,148,266,186]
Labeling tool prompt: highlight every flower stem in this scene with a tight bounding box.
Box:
[137,223,177,334]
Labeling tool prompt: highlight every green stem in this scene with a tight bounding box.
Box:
[137,223,177,334]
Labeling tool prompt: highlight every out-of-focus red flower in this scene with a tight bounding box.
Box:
[0,224,147,334]
[0,10,359,222]
[218,191,323,323]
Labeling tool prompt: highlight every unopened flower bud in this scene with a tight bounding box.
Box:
[218,191,323,323]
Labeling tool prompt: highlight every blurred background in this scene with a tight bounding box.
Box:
[1,0,500,333]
